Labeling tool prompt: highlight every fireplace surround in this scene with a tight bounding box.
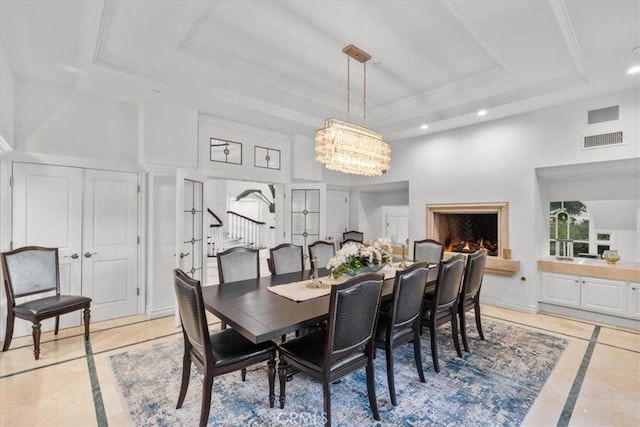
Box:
[426,202,520,276]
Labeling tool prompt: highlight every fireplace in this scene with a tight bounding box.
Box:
[426,202,519,276]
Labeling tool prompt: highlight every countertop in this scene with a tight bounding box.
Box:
[537,256,640,283]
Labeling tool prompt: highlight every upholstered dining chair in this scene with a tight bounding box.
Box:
[340,238,361,249]
[458,249,488,352]
[173,269,276,427]
[308,240,335,271]
[342,230,364,243]
[277,273,384,426]
[216,246,260,329]
[374,262,429,406]
[421,254,466,373]
[1,246,92,360]
[269,243,303,275]
[413,238,444,265]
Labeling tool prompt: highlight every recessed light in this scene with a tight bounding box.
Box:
[627,65,640,75]
[420,124,429,130]
[477,110,487,116]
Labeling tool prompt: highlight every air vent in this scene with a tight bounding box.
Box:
[583,131,623,149]
[587,105,619,124]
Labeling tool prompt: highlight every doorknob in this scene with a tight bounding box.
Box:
[84,252,98,258]
[64,253,79,259]
[179,252,190,258]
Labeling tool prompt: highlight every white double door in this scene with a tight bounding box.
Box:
[12,163,139,330]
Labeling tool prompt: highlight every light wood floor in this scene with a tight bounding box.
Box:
[0,305,638,426]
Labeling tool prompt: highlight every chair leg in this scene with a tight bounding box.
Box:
[278,358,288,409]
[199,372,214,427]
[451,311,463,358]
[474,299,485,340]
[366,359,380,421]
[429,324,439,373]
[241,368,247,381]
[83,305,91,340]
[460,308,470,353]
[323,378,332,427]
[54,316,60,335]
[385,344,397,406]
[2,311,15,352]
[267,351,276,408]
[176,353,191,409]
[221,321,227,330]
[412,328,425,383]
[32,322,42,360]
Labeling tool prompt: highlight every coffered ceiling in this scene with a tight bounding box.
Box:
[1,0,638,142]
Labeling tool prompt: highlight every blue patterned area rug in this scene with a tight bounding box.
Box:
[110,318,567,426]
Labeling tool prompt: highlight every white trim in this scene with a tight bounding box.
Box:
[538,302,640,330]
[0,135,12,155]
[147,306,176,320]
[4,151,139,173]
[481,296,537,314]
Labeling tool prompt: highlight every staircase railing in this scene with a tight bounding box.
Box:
[208,209,224,256]
[227,210,266,249]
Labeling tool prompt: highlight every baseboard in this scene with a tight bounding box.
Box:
[147,306,175,319]
[538,302,640,330]
[481,296,538,314]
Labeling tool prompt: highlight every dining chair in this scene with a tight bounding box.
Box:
[1,246,92,360]
[173,269,276,427]
[342,230,364,243]
[308,240,335,271]
[458,249,488,352]
[421,253,466,373]
[216,246,260,329]
[374,262,429,406]
[269,243,303,275]
[277,273,384,426]
[413,238,444,265]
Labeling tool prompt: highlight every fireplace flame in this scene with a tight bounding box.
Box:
[462,241,470,251]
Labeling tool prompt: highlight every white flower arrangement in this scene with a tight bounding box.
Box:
[327,238,393,278]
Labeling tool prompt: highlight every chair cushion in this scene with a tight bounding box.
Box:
[14,295,91,318]
[210,329,275,368]
[278,330,366,374]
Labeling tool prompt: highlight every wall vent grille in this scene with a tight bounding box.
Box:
[583,131,623,149]
[587,105,619,124]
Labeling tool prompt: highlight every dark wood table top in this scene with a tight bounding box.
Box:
[201,266,438,344]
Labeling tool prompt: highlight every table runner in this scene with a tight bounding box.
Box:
[267,262,413,302]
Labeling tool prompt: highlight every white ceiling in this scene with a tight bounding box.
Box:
[1,0,639,142]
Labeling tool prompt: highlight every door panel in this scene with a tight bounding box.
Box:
[285,184,326,269]
[82,169,138,321]
[176,171,206,282]
[385,214,409,244]
[327,190,348,244]
[12,163,83,332]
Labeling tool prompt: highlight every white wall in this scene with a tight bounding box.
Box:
[345,88,640,311]
[15,77,138,164]
[0,46,15,150]
[143,101,198,168]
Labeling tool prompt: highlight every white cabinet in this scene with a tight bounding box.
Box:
[541,273,581,307]
[541,273,636,318]
[628,283,640,319]
[581,277,626,315]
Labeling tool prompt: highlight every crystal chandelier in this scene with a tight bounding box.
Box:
[315,45,391,177]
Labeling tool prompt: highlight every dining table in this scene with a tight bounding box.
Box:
[201,264,438,344]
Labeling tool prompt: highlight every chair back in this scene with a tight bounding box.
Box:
[217,247,260,284]
[269,244,303,275]
[325,273,383,361]
[460,249,487,302]
[173,269,212,364]
[342,230,364,243]
[1,246,60,301]
[434,254,466,310]
[413,239,444,264]
[390,262,429,328]
[308,240,335,271]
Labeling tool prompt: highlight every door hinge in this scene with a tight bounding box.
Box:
[137,287,140,296]
[9,240,13,250]
[137,236,140,244]
[9,176,13,187]
[137,185,141,193]
[345,198,347,203]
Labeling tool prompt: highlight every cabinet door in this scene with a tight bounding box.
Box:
[541,273,580,307]
[580,277,626,315]
[627,283,640,319]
